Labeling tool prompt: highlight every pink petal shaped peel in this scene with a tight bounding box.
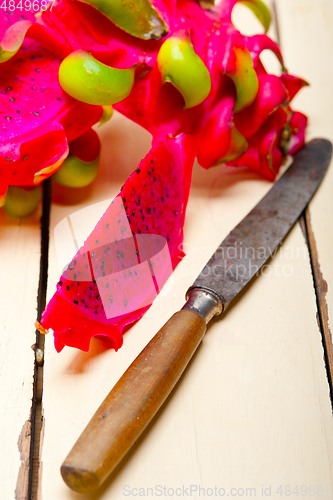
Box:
[41,134,196,352]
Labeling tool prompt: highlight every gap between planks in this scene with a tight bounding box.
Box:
[273,0,333,407]
[29,178,52,500]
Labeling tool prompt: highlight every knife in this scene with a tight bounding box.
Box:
[60,138,332,493]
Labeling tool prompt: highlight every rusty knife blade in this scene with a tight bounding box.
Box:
[189,138,332,310]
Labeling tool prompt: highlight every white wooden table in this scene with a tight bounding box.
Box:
[1,1,333,499]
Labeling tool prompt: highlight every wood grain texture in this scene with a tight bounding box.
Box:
[61,310,206,493]
[39,3,333,500]
[0,208,42,500]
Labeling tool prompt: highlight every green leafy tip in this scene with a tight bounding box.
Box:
[77,0,168,40]
[238,0,271,33]
[59,50,135,106]
[157,36,212,109]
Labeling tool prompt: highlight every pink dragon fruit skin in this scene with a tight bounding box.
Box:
[40,134,195,352]
[2,0,308,351]
[0,10,103,204]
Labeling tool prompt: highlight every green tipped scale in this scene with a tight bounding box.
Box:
[76,0,168,40]
[59,51,135,106]
[157,36,212,109]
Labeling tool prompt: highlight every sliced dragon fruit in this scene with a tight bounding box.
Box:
[40,134,195,352]
[0,10,102,204]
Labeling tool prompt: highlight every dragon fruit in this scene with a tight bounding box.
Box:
[39,134,195,352]
[0,9,103,210]
[2,0,307,351]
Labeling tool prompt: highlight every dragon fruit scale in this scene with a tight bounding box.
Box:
[1,0,307,351]
[0,9,103,214]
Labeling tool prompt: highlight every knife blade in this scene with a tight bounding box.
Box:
[61,138,332,494]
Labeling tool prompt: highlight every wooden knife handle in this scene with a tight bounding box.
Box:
[61,309,206,493]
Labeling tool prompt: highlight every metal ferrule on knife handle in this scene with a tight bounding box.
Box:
[183,287,224,323]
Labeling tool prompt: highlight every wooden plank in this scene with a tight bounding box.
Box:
[39,3,333,500]
[275,0,333,401]
[0,207,42,499]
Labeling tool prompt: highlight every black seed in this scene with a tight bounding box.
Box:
[85,305,88,308]
[102,258,105,264]
[77,282,80,286]
[16,110,21,114]
[132,211,135,216]
[81,299,85,304]
[7,87,12,91]
[105,249,108,255]
[95,240,99,244]
[35,68,41,72]
[174,211,178,216]
[91,252,94,258]
[58,281,63,286]
[136,168,141,174]
[95,311,98,314]
[102,271,106,277]
[106,283,109,289]
[5,116,11,120]
[124,205,128,210]
[142,215,145,221]
[96,295,100,300]
[124,301,128,307]
[31,87,35,90]
[150,160,154,164]
[89,286,93,290]
[153,177,156,182]
[33,112,40,116]
[146,226,149,230]
[69,265,74,270]
[106,223,109,228]
[57,97,61,101]
[73,273,77,280]
[148,208,151,214]
[167,236,170,242]
[161,197,164,202]
[123,197,126,203]
[74,260,76,265]
[9,97,15,102]
[74,300,79,305]
[93,279,97,284]
[148,171,151,175]
[67,286,70,291]
[128,217,132,223]
[138,230,141,234]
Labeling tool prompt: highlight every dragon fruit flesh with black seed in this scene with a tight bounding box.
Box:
[40,134,195,352]
[1,0,308,351]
